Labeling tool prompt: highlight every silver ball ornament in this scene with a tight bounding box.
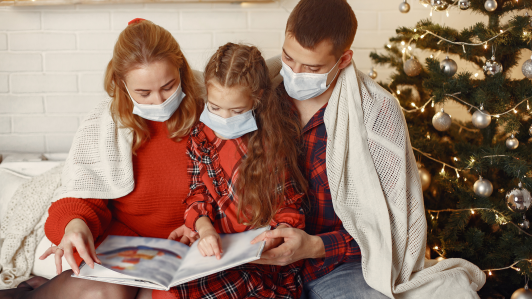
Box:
[432,108,452,131]
[440,56,458,77]
[399,0,411,13]
[506,182,532,213]
[417,162,432,191]
[404,57,423,77]
[522,55,532,79]
[458,0,470,10]
[471,107,491,129]
[506,134,519,150]
[483,56,503,76]
[368,67,378,79]
[431,0,449,11]
[484,0,497,12]
[511,287,532,299]
[473,176,493,197]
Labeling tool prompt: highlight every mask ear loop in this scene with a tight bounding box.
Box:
[326,57,344,87]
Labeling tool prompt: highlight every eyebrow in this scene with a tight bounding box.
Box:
[134,79,176,92]
[282,48,325,68]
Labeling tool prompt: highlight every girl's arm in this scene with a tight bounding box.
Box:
[270,174,305,230]
[195,216,223,260]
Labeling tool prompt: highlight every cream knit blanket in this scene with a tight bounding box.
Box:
[0,164,63,289]
[267,56,486,298]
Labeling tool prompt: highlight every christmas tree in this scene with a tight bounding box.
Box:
[370,0,532,297]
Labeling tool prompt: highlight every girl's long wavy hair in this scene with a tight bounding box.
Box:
[104,19,202,154]
[204,43,308,228]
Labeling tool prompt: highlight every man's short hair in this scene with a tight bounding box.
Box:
[286,0,357,58]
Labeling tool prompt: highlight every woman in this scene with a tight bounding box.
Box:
[0,18,202,299]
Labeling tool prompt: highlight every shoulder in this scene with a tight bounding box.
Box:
[82,98,113,123]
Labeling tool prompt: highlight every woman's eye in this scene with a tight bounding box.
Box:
[211,106,219,111]
[164,85,174,91]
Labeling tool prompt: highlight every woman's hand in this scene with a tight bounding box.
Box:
[39,218,100,276]
[195,217,223,259]
[168,224,199,246]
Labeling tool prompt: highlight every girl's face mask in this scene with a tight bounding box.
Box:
[199,104,258,140]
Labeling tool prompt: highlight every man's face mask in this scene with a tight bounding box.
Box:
[280,57,341,101]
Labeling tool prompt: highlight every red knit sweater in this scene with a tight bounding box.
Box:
[44,121,189,265]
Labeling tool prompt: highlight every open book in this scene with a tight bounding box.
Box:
[73,227,268,290]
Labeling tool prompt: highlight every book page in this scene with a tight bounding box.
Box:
[170,227,268,287]
[77,235,190,287]
[76,263,167,290]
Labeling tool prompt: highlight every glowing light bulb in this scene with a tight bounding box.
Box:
[455,170,460,178]
[484,43,488,49]
[401,41,405,46]
[440,165,445,174]
[471,158,475,162]
[434,246,439,250]
[471,209,475,214]
[431,214,435,219]
[408,46,412,50]
[421,107,425,112]
[514,109,518,114]
[421,35,425,39]
[474,73,479,77]
[446,10,449,17]
[414,29,417,32]
[402,48,406,53]
[500,30,503,33]
[397,90,401,94]
[387,44,392,48]
[488,270,492,276]
[431,101,434,108]
[411,102,416,107]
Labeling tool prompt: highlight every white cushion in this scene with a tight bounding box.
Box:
[0,168,31,227]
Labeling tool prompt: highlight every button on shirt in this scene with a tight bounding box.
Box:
[279,84,362,283]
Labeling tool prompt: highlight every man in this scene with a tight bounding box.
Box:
[253,0,485,298]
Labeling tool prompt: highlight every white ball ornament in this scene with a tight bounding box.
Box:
[404,57,423,77]
[484,0,498,12]
[440,56,458,77]
[506,134,519,150]
[471,106,491,129]
[432,108,452,131]
[473,176,493,197]
[399,0,411,13]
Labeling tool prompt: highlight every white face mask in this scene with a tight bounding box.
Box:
[199,104,258,140]
[280,58,341,101]
[123,81,186,122]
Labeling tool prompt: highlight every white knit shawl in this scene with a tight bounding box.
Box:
[267,56,485,299]
[52,99,134,202]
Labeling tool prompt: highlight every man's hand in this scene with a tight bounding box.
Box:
[250,227,325,266]
[168,224,199,246]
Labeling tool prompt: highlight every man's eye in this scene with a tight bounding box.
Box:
[308,68,319,72]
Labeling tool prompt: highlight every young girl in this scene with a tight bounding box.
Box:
[181,43,307,298]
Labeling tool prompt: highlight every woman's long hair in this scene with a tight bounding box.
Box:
[104,19,202,154]
[204,43,308,228]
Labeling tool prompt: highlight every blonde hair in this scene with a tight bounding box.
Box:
[104,19,202,154]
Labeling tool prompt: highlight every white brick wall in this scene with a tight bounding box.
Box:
[0,0,528,153]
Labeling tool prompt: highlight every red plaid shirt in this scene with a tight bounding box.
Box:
[279,84,362,284]
[184,123,305,233]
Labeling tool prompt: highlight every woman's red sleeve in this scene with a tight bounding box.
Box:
[44,197,112,246]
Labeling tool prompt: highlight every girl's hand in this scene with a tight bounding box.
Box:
[195,217,223,259]
[197,228,223,259]
[168,224,199,246]
[39,218,100,275]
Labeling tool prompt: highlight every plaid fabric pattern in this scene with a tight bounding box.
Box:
[155,264,303,299]
[278,84,362,284]
[184,123,305,233]
[178,122,305,299]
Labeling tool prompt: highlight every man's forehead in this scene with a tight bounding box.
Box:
[283,34,336,65]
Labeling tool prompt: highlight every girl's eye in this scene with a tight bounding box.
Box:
[233,110,244,114]
[141,94,150,98]
[210,106,219,111]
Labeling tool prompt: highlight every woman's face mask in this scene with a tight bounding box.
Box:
[123,81,186,122]
[280,57,342,102]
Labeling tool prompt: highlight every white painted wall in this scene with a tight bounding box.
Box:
[0,0,528,153]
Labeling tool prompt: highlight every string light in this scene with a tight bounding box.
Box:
[433,246,439,250]
[488,270,492,275]
[471,209,475,214]
[484,43,488,49]
[387,44,392,48]
[401,41,406,46]
[455,169,460,178]
[440,165,446,174]
[474,73,479,77]
[397,90,401,94]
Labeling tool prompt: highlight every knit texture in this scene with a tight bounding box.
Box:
[0,164,64,289]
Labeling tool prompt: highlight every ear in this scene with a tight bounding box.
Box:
[338,49,354,70]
